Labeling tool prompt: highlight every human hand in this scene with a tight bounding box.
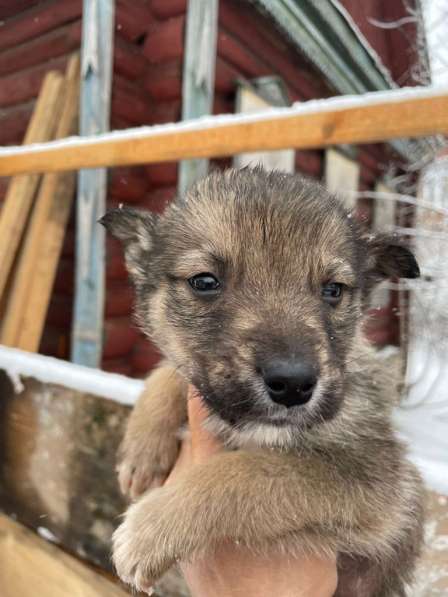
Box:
[166,386,338,597]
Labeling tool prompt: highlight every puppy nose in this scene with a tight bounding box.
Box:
[262,360,317,407]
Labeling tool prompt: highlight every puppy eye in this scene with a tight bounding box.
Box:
[321,282,344,306]
[188,273,221,295]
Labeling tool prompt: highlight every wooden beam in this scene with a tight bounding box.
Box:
[71,0,115,368]
[0,71,63,301]
[0,86,447,176]
[0,514,130,597]
[0,55,79,349]
[178,0,219,195]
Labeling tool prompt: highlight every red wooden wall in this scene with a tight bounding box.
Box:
[0,0,412,376]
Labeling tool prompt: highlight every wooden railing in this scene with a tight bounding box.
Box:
[0,85,447,176]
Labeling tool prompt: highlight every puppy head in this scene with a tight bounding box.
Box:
[102,168,418,447]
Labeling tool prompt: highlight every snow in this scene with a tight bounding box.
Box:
[0,85,447,165]
[0,346,144,405]
[0,343,446,493]
[37,526,59,543]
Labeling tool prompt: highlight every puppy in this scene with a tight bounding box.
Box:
[102,167,424,596]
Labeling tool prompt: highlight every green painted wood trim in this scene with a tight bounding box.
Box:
[249,0,426,161]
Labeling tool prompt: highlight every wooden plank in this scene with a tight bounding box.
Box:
[178,0,218,195]
[0,362,188,596]
[0,514,130,597]
[1,87,448,176]
[0,55,80,350]
[0,71,63,302]
[71,0,114,368]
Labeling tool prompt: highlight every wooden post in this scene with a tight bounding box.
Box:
[71,0,114,367]
[0,71,63,302]
[1,55,79,349]
[178,0,219,195]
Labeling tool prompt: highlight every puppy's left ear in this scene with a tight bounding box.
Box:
[100,207,157,285]
[367,234,420,282]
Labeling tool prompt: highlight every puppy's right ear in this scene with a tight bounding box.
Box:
[100,207,157,285]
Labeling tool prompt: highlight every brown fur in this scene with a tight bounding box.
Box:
[102,167,424,596]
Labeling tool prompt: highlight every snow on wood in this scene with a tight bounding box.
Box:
[0,345,144,405]
[0,85,448,176]
[0,345,445,493]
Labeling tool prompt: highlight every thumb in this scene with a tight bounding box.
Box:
[187,385,222,462]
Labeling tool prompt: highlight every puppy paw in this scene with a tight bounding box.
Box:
[117,430,179,499]
[113,488,178,591]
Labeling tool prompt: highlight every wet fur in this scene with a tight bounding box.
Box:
[102,168,424,596]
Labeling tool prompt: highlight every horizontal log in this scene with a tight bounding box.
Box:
[0,101,35,145]
[151,100,182,124]
[2,86,447,176]
[0,20,81,77]
[144,61,236,109]
[144,162,178,186]
[102,356,133,376]
[0,1,39,20]
[144,56,238,105]
[0,55,68,108]
[144,60,182,101]
[112,77,153,125]
[217,28,270,79]
[109,166,149,201]
[139,186,177,213]
[219,0,330,101]
[115,0,156,42]
[111,115,135,131]
[103,318,139,359]
[105,253,128,279]
[215,57,241,95]
[114,33,148,80]
[143,16,185,63]
[0,0,81,52]
[151,0,186,19]
[105,281,134,317]
[132,337,161,374]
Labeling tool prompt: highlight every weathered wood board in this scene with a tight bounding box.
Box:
[0,513,130,597]
[0,372,189,597]
[0,367,447,594]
